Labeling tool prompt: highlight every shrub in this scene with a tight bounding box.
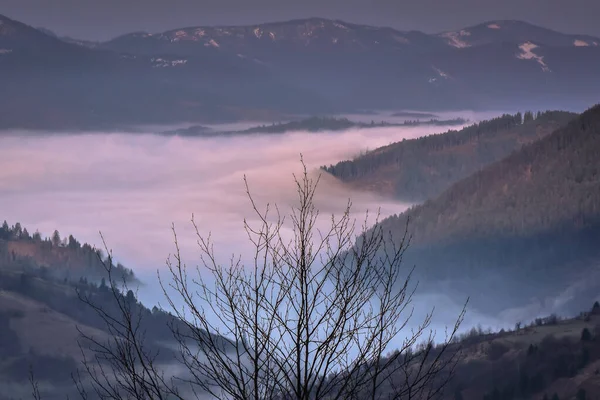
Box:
[581,327,592,341]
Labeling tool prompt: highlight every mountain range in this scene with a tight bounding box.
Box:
[1,14,600,129]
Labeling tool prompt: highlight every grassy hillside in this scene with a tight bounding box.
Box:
[323,111,576,202]
[377,104,600,313]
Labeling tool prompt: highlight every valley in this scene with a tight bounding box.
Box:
[1,5,600,399]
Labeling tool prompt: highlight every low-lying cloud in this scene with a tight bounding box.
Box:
[1,117,515,343]
[0,124,459,268]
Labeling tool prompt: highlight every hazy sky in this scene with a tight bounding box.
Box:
[1,0,599,41]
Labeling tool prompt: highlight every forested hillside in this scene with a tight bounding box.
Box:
[0,245,186,399]
[0,221,134,283]
[379,105,600,314]
[323,111,576,201]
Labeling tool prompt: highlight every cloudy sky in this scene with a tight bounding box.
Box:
[1,0,599,41]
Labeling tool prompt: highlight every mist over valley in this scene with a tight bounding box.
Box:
[2,7,600,399]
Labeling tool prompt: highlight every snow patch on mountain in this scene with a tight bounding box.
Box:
[215,28,233,36]
[487,23,501,29]
[516,42,550,72]
[252,57,269,66]
[151,58,188,68]
[0,49,12,55]
[574,39,590,47]
[392,35,410,44]
[429,66,451,83]
[432,66,450,78]
[253,28,263,39]
[333,22,350,31]
[205,39,220,48]
[441,30,471,48]
[269,32,276,40]
[173,30,188,41]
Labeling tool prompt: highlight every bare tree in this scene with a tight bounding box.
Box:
[35,159,465,400]
[74,234,179,400]
[158,159,465,400]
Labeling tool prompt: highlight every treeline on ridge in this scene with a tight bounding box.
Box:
[0,220,134,283]
[322,110,576,201]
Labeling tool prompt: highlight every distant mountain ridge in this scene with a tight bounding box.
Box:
[101,18,600,53]
[1,13,600,129]
[437,20,600,48]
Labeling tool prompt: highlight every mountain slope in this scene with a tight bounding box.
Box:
[378,105,600,315]
[98,18,600,112]
[324,111,576,202]
[100,18,448,56]
[0,14,327,129]
[395,104,600,243]
[2,14,600,129]
[100,18,600,58]
[437,20,600,48]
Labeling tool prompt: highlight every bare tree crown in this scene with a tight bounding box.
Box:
[160,158,464,400]
[45,158,464,400]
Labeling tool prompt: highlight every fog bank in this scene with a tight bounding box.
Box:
[1,125,452,269]
[0,119,515,342]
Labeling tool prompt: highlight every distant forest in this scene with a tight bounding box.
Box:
[0,220,134,283]
[239,116,468,134]
[162,116,468,137]
[323,111,576,201]
[375,105,600,314]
